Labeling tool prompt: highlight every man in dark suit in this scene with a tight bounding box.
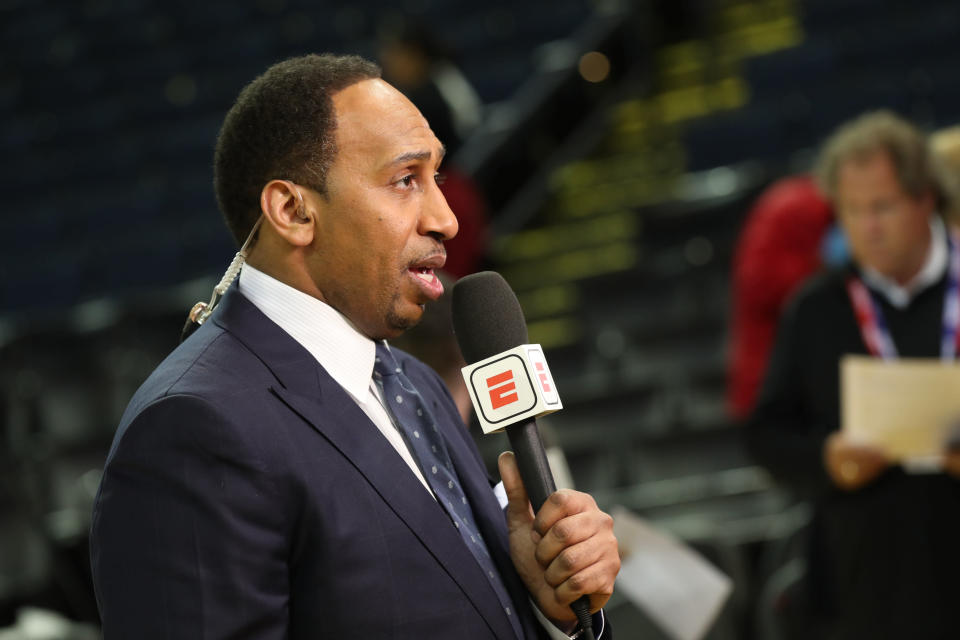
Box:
[90,54,619,639]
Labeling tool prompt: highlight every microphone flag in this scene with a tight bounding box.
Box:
[461,344,563,434]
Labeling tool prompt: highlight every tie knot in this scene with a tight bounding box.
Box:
[374,342,403,378]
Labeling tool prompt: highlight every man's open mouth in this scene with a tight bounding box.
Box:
[411,266,436,283]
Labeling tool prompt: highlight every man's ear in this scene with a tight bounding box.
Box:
[260,180,314,247]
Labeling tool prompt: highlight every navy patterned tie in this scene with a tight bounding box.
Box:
[374,342,524,640]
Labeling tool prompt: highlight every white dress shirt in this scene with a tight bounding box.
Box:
[861,215,949,309]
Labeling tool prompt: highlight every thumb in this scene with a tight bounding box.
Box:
[498,451,535,529]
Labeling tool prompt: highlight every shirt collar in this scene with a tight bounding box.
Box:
[238,263,376,403]
[861,215,948,309]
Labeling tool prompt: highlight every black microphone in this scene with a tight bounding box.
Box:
[452,271,595,640]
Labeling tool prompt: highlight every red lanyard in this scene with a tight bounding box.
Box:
[845,234,960,361]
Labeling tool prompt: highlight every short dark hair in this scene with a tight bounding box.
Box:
[214,54,381,246]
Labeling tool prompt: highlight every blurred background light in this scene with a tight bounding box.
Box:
[578,51,611,83]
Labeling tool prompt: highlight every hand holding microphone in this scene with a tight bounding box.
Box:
[498,451,618,630]
[453,272,619,638]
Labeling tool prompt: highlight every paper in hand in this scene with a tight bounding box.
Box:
[842,355,960,465]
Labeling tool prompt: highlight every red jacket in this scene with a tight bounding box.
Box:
[728,176,833,418]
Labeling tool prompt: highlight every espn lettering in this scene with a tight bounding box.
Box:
[535,363,550,392]
[526,346,560,406]
[462,345,563,434]
[486,370,519,409]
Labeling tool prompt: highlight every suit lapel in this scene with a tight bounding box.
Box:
[213,288,519,640]
[439,405,544,640]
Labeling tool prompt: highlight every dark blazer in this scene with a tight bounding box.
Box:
[745,267,960,639]
[91,287,557,639]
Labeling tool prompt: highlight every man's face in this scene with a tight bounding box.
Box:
[835,151,933,283]
[305,78,458,340]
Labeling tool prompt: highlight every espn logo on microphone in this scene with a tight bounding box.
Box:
[461,344,562,434]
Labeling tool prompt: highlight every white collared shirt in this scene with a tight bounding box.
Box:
[238,264,432,494]
[861,216,948,309]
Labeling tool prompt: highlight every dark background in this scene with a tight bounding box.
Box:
[2,0,959,637]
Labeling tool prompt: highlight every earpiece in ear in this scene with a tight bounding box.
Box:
[293,187,309,222]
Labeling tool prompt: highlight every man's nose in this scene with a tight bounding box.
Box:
[862,209,887,236]
[421,182,459,241]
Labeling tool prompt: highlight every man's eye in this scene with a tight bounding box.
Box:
[876,201,897,214]
[435,172,447,186]
[400,175,415,187]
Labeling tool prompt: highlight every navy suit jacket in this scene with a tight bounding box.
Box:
[91,287,567,639]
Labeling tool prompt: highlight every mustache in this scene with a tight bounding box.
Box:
[407,245,447,269]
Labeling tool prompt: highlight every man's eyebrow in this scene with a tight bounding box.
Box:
[387,145,447,168]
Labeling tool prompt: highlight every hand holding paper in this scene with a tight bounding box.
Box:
[824,432,891,490]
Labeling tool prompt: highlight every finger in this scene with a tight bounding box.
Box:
[498,452,534,528]
[552,557,620,609]
[532,489,597,539]
[944,452,960,477]
[833,437,888,462]
[534,511,601,568]
[542,537,606,588]
[845,444,888,465]
[832,454,889,491]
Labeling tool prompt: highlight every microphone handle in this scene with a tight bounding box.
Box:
[505,420,595,639]
[506,419,556,509]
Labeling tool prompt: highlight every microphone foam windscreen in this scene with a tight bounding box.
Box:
[452,271,529,364]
